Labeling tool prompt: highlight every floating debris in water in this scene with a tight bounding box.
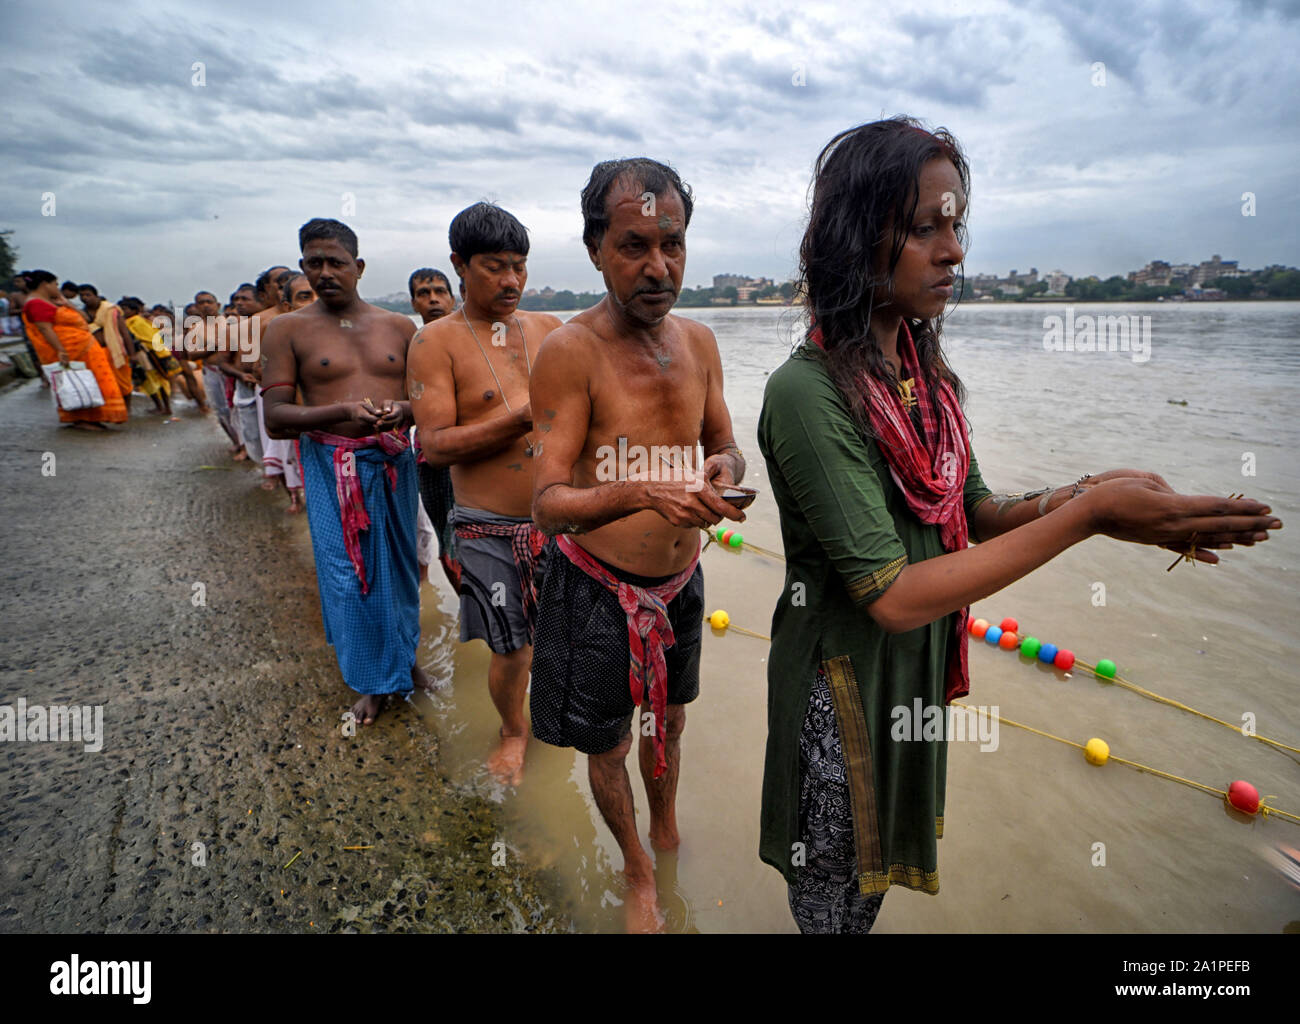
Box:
[1167,399,1189,406]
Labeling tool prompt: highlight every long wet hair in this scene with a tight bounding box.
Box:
[798,116,970,435]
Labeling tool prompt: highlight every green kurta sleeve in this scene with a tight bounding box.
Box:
[963,446,994,525]
[761,358,908,605]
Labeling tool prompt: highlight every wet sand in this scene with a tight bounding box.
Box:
[0,380,569,933]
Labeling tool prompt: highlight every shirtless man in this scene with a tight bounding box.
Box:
[281,273,316,311]
[78,284,134,412]
[409,268,456,324]
[528,159,745,931]
[212,283,263,463]
[192,290,243,453]
[262,218,429,724]
[247,266,301,499]
[408,267,460,589]
[407,204,563,785]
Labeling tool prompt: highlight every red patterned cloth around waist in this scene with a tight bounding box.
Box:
[554,533,700,778]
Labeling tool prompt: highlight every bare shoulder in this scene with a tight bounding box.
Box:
[668,312,720,361]
[270,304,317,337]
[411,312,462,353]
[519,310,565,336]
[262,308,300,346]
[535,316,600,361]
[366,303,415,337]
[669,312,716,345]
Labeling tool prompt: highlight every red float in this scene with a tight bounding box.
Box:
[998,630,1019,650]
[1227,780,1261,815]
[1000,617,1019,634]
[1054,649,1075,671]
[969,618,990,639]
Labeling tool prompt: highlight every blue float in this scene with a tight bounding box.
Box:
[1038,642,1059,664]
[985,625,1003,644]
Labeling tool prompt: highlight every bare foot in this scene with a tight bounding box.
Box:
[232,447,248,461]
[410,664,436,695]
[487,729,527,787]
[350,693,386,726]
[259,477,277,491]
[69,422,100,432]
[287,489,303,514]
[624,867,666,934]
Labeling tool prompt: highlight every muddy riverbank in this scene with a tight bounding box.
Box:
[0,379,570,933]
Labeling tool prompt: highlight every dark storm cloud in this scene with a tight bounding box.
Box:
[4,0,1296,299]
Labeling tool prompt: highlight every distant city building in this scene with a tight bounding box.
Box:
[712,273,777,302]
[1132,260,1173,287]
[1045,270,1071,295]
[736,277,774,302]
[1193,254,1243,285]
[968,268,1039,297]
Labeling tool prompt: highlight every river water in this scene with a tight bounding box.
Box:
[414,301,1300,932]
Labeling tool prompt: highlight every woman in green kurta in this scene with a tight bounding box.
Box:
[758,117,1282,933]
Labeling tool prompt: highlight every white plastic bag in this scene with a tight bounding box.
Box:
[42,362,105,412]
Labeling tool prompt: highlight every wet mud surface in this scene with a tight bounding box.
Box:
[0,380,570,933]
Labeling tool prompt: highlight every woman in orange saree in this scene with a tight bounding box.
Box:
[20,270,127,428]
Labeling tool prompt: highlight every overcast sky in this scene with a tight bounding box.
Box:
[4,0,1297,305]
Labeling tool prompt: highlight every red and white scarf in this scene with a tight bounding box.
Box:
[810,320,973,702]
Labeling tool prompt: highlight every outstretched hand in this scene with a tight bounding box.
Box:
[1082,477,1281,565]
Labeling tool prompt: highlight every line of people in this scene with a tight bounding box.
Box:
[257,135,1276,935]
[14,120,1281,935]
[9,273,210,428]
[254,188,742,934]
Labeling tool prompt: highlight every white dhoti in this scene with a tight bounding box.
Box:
[257,391,302,487]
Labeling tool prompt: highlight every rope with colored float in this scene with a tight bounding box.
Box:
[703,526,785,561]
[945,702,1300,826]
[703,528,1300,757]
[967,615,1300,757]
[702,601,1300,827]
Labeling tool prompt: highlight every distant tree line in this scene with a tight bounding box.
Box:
[1060,269,1300,302]
[517,280,797,310]
[956,266,1300,303]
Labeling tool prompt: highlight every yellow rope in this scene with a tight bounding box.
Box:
[950,701,1300,827]
[950,702,1083,750]
[1074,657,1300,756]
[698,556,1300,754]
[726,623,771,642]
[708,614,1300,827]
[700,529,786,562]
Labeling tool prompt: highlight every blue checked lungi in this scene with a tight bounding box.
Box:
[299,430,420,695]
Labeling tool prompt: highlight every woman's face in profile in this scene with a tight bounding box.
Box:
[879,157,966,323]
